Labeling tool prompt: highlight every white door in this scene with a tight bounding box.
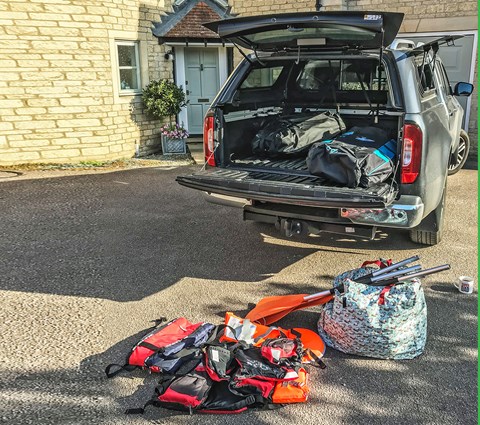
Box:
[184,48,220,134]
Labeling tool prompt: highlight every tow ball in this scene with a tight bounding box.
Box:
[277,219,307,237]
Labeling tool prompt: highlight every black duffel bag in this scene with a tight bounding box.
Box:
[252,112,346,157]
[306,135,397,188]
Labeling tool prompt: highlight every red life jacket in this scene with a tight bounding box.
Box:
[105,318,215,377]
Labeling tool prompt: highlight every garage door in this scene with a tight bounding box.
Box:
[401,34,475,129]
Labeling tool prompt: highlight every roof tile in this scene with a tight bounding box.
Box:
[164,2,222,39]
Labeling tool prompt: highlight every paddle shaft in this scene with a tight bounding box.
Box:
[369,255,420,278]
[355,256,420,283]
[370,264,450,286]
[363,264,422,284]
[303,264,450,301]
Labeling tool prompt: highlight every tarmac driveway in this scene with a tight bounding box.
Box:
[0,165,477,425]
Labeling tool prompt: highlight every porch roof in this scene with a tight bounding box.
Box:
[152,0,235,44]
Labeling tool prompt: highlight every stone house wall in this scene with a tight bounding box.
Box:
[0,0,173,165]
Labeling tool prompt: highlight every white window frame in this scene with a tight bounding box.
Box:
[116,40,141,95]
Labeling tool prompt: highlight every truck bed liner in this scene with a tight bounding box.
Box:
[232,156,311,174]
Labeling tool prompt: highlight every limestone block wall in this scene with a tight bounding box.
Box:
[0,0,172,165]
[231,0,342,16]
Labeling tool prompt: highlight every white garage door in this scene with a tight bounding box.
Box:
[401,33,476,130]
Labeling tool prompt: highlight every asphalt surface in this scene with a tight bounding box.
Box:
[0,165,477,425]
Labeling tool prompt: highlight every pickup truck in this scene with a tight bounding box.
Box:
[177,11,473,245]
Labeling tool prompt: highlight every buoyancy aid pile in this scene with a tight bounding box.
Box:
[106,256,450,416]
[106,313,327,415]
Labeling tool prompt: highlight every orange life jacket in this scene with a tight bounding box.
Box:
[271,367,309,404]
[220,312,326,367]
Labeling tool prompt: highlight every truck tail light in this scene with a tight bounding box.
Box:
[401,124,422,184]
[203,115,216,166]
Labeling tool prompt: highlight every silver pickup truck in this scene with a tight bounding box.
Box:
[177,11,473,246]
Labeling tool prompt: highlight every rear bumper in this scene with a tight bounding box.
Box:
[205,192,424,229]
[340,195,424,228]
[204,192,250,208]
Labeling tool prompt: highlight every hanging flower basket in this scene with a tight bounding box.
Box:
[160,123,189,155]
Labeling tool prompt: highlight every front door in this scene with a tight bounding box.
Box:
[184,48,220,134]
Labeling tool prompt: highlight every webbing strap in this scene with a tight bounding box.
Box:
[105,363,137,378]
[378,284,394,305]
[125,400,157,415]
[361,259,392,269]
[289,329,302,339]
[307,349,327,369]
[151,317,168,326]
[138,341,163,352]
[204,324,235,345]
[253,326,284,344]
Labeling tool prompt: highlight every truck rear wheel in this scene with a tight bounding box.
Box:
[448,130,470,176]
[409,181,446,246]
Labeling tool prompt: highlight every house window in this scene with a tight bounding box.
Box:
[116,41,141,94]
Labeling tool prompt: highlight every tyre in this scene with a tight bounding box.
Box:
[409,180,446,246]
[448,130,470,176]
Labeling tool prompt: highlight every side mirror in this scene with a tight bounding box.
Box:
[454,82,474,97]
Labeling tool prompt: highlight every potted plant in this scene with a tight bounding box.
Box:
[142,79,188,154]
[159,122,189,154]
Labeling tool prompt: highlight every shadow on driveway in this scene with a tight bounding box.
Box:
[0,166,420,302]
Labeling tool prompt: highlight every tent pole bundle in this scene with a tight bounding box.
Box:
[246,256,450,326]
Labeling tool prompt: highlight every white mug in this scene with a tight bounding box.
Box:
[454,276,474,294]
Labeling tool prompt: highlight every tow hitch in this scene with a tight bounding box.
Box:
[276,218,377,240]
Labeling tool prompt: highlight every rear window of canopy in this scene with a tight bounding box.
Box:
[244,25,377,47]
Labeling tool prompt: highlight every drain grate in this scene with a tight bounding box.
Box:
[0,170,22,179]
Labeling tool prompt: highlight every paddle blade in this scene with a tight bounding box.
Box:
[248,293,334,325]
[245,293,309,322]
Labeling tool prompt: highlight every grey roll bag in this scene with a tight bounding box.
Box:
[252,112,346,157]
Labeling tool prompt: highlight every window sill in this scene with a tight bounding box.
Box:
[119,91,142,97]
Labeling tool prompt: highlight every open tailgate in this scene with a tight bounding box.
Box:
[176,168,397,208]
[203,11,404,51]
